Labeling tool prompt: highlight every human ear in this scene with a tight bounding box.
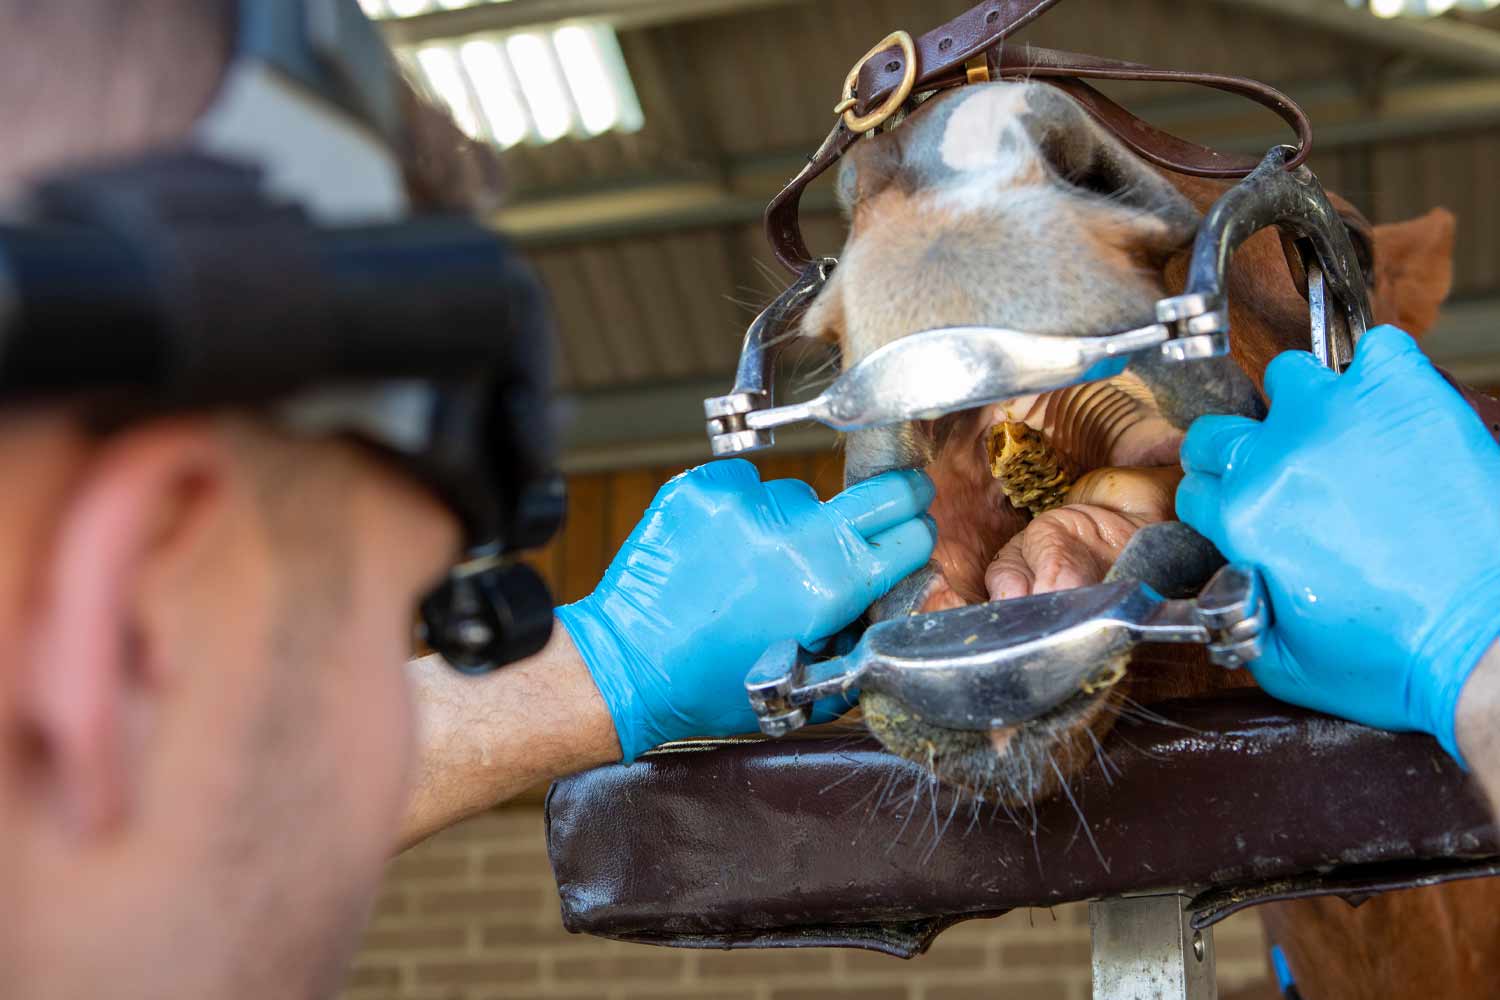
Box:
[18,423,227,838]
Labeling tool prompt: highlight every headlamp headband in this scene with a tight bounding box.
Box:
[0,0,564,671]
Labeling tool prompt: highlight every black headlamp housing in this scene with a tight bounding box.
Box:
[0,0,567,673]
[0,152,564,671]
[0,0,567,671]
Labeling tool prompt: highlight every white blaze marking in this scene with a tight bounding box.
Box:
[940,87,1032,174]
[935,88,1051,217]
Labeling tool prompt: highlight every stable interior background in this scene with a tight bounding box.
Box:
[345,0,1500,996]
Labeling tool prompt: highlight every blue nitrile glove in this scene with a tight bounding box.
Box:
[1176,325,1500,765]
[557,459,937,761]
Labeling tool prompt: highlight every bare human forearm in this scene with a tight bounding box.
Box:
[396,620,621,851]
[1457,639,1500,816]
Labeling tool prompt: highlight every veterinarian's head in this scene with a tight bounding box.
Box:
[0,4,499,997]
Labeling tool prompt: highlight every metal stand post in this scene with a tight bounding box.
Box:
[1090,892,1216,1000]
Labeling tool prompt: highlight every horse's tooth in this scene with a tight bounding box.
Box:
[987,420,1074,516]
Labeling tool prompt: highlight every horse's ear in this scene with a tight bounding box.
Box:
[1371,208,1456,338]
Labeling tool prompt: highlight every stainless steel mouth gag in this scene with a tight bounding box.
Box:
[707,0,1380,735]
[711,151,1377,737]
[747,563,1268,736]
[719,145,1367,736]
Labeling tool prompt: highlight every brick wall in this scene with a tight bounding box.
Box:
[342,807,1273,999]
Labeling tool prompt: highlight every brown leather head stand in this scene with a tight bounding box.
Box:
[765,0,1313,274]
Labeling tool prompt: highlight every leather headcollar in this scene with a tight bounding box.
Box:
[766,0,1314,274]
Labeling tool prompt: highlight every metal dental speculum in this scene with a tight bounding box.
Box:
[718,145,1368,738]
[700,0,1376,732]
[704,145,1374,456]
[745,563,1268,737]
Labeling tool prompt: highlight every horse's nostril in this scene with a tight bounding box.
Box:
[1067,159,1123,201]
[1036,124,1189,222]
[1037,131,1123,200]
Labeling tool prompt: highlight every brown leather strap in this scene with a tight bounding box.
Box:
[765,0,1314,274]
[764,1,1063,274]
[850,0,1065,116]
[764,126,858,276]
[988,48,1310,177]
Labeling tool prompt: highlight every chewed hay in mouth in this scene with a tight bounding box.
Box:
[987,421,1073,516]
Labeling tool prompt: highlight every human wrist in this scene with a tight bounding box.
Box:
[397,624,622,850]
[1418,567,1500,763]
[554,596,648,763]
[1456,638,1500,773]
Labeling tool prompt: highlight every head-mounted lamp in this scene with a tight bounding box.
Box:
[0,0,563,672]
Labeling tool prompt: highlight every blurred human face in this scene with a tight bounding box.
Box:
[0,418,460,1000]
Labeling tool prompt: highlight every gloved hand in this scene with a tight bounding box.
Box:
[557,459,936,761]
[1176,325,1500,765]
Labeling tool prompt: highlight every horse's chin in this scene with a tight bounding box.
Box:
[859,368,1187,805]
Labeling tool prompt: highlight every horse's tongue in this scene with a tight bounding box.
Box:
[845,423,943,622]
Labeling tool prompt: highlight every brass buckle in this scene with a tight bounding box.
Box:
[833,30,916,134]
